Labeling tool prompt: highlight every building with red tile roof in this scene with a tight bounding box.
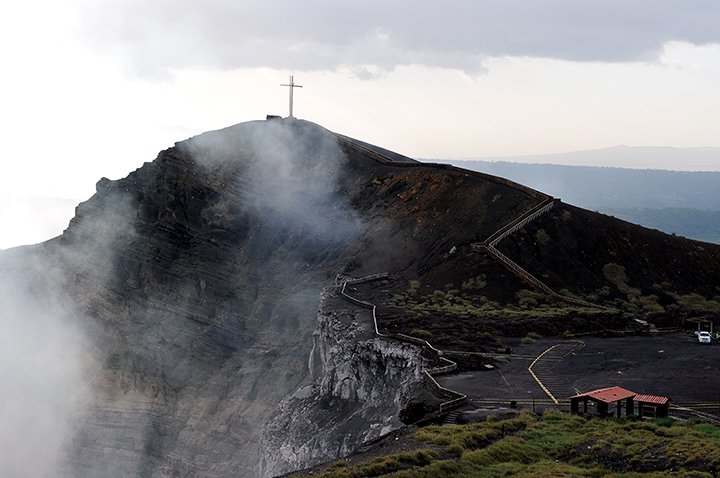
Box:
[570,387,670,418]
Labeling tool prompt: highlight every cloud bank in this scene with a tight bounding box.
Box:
[81,0,720,76]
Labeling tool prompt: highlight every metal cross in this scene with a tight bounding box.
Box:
[280,75,302,118]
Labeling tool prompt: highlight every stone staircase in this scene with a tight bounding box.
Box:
[442,410,462,425]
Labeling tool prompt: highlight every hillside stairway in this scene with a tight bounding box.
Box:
[485,198,555,247]
[336,130,609,310]
[475,199,609,310]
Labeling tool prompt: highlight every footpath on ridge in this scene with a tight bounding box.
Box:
[335,133,607,311]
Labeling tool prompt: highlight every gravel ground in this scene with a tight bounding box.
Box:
[437,332,720,415]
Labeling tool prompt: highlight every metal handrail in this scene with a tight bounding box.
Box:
[337,274,468,414]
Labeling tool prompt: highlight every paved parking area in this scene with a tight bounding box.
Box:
[437,333,720,415]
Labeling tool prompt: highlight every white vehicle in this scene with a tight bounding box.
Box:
[698,331,712,344]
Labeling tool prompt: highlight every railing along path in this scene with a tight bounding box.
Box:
[337,274,467,412]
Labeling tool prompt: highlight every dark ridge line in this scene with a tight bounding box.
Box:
[335,133,549,201]
[334,134,418,164]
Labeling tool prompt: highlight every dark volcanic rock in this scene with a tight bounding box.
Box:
[1,118,719,477]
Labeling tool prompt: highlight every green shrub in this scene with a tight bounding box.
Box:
[535,228,550,245]
[396,450,436,466]
[603,263,629,292]
[695,423,720,438]
[446,444,464,457]
[558,288,580,299]
[676,293,720,312]
[463,436,544,467]
[639,295,664,313]
[652,417,674,428]
[461,275,487,291]
[407,280,421,295]
[409,329,432,340]
[517,289,545,308]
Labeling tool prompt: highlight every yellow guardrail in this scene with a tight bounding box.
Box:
[528,344,561,404]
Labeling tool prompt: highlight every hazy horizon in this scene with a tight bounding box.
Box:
[432,145,720,173]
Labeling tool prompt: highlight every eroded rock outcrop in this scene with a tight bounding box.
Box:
[259,288,431,477]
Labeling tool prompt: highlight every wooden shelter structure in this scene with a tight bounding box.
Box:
[685,317,714,335]
[570,386,636,417]
[634,394,670,418]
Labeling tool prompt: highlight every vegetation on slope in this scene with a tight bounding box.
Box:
[358,278,628,353]
[297,411,720,477]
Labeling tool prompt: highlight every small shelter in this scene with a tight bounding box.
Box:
[685,317,714,335]
[634,394,670,418]
[570,386,636,417]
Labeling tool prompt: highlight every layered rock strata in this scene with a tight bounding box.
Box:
[259,289,431,477]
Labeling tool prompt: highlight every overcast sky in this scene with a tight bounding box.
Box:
[1,1,719,248]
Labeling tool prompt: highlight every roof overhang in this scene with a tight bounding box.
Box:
[570,386,637,404]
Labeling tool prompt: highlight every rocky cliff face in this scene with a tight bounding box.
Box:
[0,120,370,477]
[258,288,432,477]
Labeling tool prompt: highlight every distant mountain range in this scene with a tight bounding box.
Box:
[451,145,720,172]
[428,155,720,244]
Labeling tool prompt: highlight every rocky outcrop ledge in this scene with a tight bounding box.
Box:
[258,287,432,477]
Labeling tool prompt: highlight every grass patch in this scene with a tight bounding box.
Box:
[415,415,530,449]
[299,411,720,477]
[695,423,720,439]
[392,288,602,321]
[314,450,439,478]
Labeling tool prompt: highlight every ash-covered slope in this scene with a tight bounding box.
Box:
[1,118,719,477]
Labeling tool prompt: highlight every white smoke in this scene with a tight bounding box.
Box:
[184,119,363,249]
[0,252,95,478]
[0,118,364,477]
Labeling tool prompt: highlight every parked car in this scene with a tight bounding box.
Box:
[698,331,712,344]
